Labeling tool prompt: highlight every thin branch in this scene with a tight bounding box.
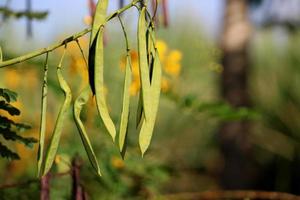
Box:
[163,191,300,200]
[117,15,129,51]
[0,0,140,68]
[75,39,88,67]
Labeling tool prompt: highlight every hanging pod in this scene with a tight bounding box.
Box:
[74,86,101,176]
[88,0,109,94]
[42,48,72,176]
[0,46,2,62]
[138,7,152,121]
[118,53,132,156]
[88,0,116,141]
[139,47,162,156]
[37,53,49,177]
[92,27,117,142]
[136,24,156,129]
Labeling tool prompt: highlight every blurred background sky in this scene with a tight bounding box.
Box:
[0,0,224,52]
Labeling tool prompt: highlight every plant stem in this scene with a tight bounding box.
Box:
[0,0,140,68]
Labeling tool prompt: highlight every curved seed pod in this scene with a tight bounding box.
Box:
[88,0,109,94]
[138,7,151,121]
[94,27,116,141]
[119,53,132,156]
[139,49,162,156]
[136,25,155,129]
[0,46,2,62]
[37,53,49,177]
[74,86,101,176]
[42,49,72,176]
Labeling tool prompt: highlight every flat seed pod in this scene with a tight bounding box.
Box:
[138,7,151,121]
[74,86,101,176]
[37,53,49,177]
[0,46,2,62]
[42,49,72,176]
[94,27,116,141]
[89,0,109,94]
[119,54,132,155]
[139,49,162,156]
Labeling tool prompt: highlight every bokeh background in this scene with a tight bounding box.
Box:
[1,0,300,199]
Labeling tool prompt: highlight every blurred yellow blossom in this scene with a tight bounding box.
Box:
[55,155,61,164]
[164,50,182,77]
[84,15,93,26]
[25,70,39,89]
[129,79,140,96]
[156,40,168,62]
[4,69,21,89]
[120,51,139,78]
[111,156,125,169]
[161,77,171,93]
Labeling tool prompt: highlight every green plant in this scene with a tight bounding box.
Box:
[0,0,162,178]
[0,88,37,160]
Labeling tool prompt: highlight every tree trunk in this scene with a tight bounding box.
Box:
[219,0,256,189]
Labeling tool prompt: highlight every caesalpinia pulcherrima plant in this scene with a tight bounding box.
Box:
[0,0,163,178]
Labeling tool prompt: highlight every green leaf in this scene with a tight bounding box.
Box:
[138,7,152,121]
[139,49,162,156]
[0,88,18,103]
[73,86,101,176]
[119,54,132,156]
[42,50,72,176]
[0,127,37,148]
[0,115,31,131]
[94,27,116,142]
[88,0,109,94]
[0,142,20,160]
[0,100,20,116]
[38,53,49,177]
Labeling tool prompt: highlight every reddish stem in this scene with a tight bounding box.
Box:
[162,0,169,27]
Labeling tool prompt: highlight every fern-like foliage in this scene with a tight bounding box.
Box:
[0,88,37,160]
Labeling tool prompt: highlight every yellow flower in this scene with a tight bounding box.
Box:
[111,156,125,169]
[120,51,139,78]
[129,79,140,96]
[69,56,89,89]
[4,69,21,89]
[164,50,182,77]
[156,40,168,62]
[161,77,170,93]
[25,70,39,89]
[55,155,61,164]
